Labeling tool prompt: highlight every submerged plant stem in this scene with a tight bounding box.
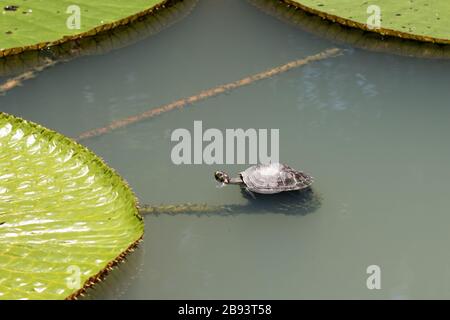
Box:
[76,47,343,141]
[138,203,227,215]
[137,188,322,216]
[0,58,58,95]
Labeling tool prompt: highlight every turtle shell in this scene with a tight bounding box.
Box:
[240,163,313,194]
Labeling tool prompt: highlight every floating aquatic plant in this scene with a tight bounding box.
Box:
[0,0,176,57]
[0,112,144,299]
[249,0,450,59]
[0,0,198,76]
[281,0,450,44]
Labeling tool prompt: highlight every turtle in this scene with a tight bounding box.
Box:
[214,162,314,195]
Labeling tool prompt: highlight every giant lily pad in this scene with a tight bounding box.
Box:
[0,0,198,76]
[249,0,450,59]
[0,0,169,57]
[282,0,450,44]
[0,113,144,299]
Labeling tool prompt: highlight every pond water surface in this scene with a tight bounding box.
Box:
[2,0,450,299]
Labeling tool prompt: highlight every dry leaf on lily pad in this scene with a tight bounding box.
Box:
[0,112,144,300]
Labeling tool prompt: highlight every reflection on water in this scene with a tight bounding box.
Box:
[233,187,320,215]
[2,0,450,299]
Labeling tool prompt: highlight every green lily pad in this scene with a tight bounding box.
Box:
[283,0,450,44]
[0,0,167,57]
[249,0,450,59]
[0,113,144,300]
[0,0,198,77]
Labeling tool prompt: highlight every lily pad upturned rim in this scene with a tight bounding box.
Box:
[0,0,199,77]
[0,112,144,300]
[248,0,450,59]
[0,0,180,58]
[281,0,450,45]
[67,236,144,299]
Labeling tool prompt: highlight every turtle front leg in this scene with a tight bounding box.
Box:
[244,187,257,200]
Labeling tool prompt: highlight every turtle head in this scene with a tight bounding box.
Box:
[214,171,230,184]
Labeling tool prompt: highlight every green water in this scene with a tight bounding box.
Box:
[2,0,450,299]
